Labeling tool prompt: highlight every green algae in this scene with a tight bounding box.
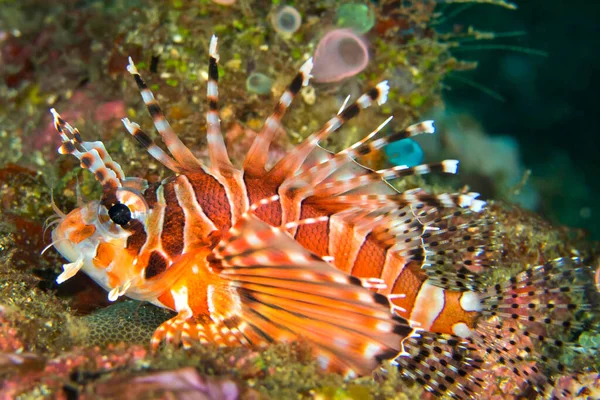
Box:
[0,255,86,354]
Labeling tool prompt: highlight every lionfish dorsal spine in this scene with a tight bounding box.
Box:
[266,81,390,186]
[126,56,203,170]
[243,57,313,177]
[206,35,234,172]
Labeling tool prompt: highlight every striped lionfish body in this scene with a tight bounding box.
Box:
[50,36,594,398]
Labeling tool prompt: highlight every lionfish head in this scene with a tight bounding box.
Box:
[49,107,153,301]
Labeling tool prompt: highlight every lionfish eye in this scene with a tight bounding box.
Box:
[108,202,132,226]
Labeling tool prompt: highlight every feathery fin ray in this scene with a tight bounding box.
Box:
[151,206,413,376]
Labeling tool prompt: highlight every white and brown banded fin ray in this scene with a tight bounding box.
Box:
[471,256,596,389]
[281,145,400,221]
[300,117,398,193]
[205,35,234,172]
[51,108,125,180]
[50,108,123,190]
[126,57,203,170]
[276,121,466,214]
[207,211,412,375]
[122,118,183,173]
[296,161,460,200]
[266,81,391,186]
[284,119,434,193]
[306,191,486,214]
[243,57,313,177]
[392,332,485,399]
[294,116,394,180]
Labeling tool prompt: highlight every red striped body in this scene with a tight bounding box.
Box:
[105,170,480,337]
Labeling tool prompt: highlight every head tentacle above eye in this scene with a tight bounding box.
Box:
[50,108,125,215]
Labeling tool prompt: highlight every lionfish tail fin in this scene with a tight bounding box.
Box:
[472,257,596,396]
[204,208,412,376]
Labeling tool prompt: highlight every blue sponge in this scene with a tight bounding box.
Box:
[384,138,424,167]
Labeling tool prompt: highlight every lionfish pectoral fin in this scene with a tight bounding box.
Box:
[150,313,191,351]
[131,253,197,302]
[205,211,413,376]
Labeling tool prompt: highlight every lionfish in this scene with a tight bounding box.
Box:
[48,36,594,398]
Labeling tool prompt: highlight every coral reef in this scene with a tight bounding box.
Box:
[0,0,597,399]
[0,0,471,172]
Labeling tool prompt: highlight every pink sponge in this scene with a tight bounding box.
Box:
[312,29,369,83]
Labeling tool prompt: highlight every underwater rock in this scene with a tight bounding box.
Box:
[211,0,236,5]
[0,344,149,398]
[95,367,242,400]
[0,310,26,353]
[553,372,600,399]
[0,352,46,375]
